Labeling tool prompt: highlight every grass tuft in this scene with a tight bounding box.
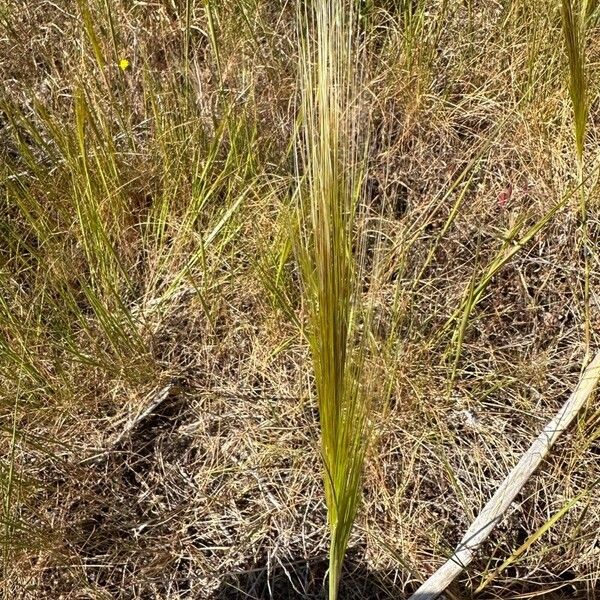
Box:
[561,0,595,360]
[297,1,372,596]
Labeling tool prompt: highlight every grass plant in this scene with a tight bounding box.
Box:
[561,0,596,361]
[296,1,372,596]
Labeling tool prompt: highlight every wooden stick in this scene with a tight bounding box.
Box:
[409,351,600,600]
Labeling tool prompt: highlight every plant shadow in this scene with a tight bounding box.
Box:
[209,546,407,600]
[210,546,597,600]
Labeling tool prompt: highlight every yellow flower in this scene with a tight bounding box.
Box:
[119,58,130,71]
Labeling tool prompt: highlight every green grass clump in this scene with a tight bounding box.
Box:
[560,0,596,360]
[297,1,371,597]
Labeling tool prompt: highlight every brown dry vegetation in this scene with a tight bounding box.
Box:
[1,1,600,599]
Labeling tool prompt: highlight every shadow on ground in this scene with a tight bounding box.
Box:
[210,546,597,600]
[209,547,407,600]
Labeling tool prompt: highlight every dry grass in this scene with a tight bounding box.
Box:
[1,1,600,599]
